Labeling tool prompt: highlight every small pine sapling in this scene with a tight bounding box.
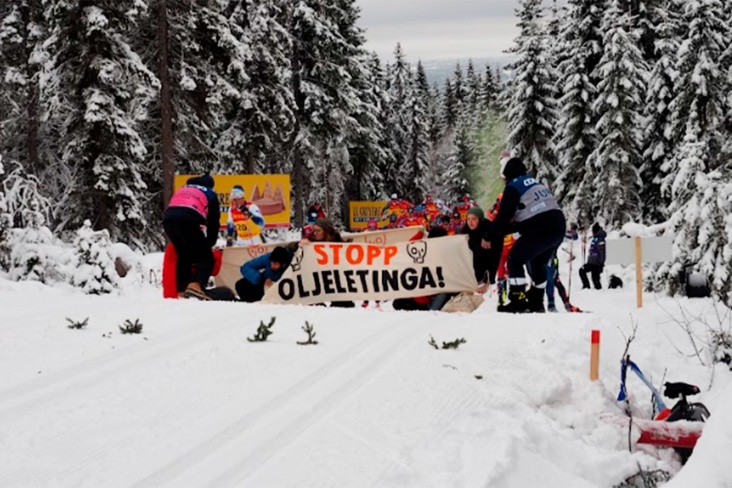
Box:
[297,321,318,345]
[66,317,89,329]
[442,338,466,350]
[428,335,467,350]
[119,319,143,334]
[248,316,276,342]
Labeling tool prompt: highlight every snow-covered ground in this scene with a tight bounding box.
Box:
[1,260,731,488]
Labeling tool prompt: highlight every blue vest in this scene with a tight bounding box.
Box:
[507,175,560,222]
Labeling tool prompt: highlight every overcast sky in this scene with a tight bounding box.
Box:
[357,0,519,62]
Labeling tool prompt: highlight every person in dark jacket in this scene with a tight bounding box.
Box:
[163,173,221,300]
[482,156,566,313]
[235,246,292,302]
[462,206,503,288]
[579,222,606,289]
[306,202,327,225]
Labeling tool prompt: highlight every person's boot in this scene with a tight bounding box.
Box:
[184,282,212,301]
[497,285,528,313]
[547,301,558,313]
[526,287,545,313]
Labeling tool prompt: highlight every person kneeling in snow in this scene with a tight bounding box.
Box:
[483,155,566,313]
[163,173,221,300]
[235,246,292,302]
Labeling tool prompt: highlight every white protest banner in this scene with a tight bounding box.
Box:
[214,226,426,292]
[261,235,478,305]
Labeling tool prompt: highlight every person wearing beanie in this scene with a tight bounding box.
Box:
[235,246,292,302]
[226,184,265,247]
[461,205,503,292]
[579,222,606,290]
[482,154,566,313]
[163,173,221,300]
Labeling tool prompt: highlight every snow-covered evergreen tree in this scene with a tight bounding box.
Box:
[8,199,60,283]
[71,219,119,294]
[217,0,294,175]
[0,0,49,177]
[481,65,499,112]
[666,0,728,166]
[657,131,732,300]
[658,0,732,300]
[384,43,412,198]
[439,124,473,201]
[347,53,389,200]
[588,0,646,227]
[466,59,481,116]
[505,0,558,185]
[286,0,363,224]
[45,0,157,243]
[441,79,458,130]
[554,0,606,224]
[406,63,431,203]
[640,2,680,223]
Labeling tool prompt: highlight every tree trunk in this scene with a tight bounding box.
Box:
[158,0,175,208]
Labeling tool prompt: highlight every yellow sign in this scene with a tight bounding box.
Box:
[349,201,387,230]
[175,174,291,229]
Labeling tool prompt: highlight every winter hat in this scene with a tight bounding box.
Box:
[466,206,485,221]
[269,246,291,266]
[501,157,528,181]
[199,172,214,189]
[390,193,398,200]
[186,173,215,189]
[592,222,603,235]
[231,185,245,199]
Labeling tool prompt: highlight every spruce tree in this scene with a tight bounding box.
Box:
[505,0,558,185]
[384,43,412,198]
[406,64,431,203]
[0,0,48,178]
[45,0,157,243]
[217,0,294,175]
[641,3,680,223]
[71,219,119,294]
[589,0,646,227]
[659,0,732,300]
[554,0,606,224]
[286,0,364,224]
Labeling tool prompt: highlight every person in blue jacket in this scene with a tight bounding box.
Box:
[235,246,292,302]
[163,173,220,300]
[482,156,566,313]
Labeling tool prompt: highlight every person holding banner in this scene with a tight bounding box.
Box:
[482,154,566,313]
[462,207,502,294]
[235,246,292,302]
[227,185,266,246]
[300,218,355,308]
[163,173,221,300]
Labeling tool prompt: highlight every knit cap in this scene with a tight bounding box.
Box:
[467,206,484,220]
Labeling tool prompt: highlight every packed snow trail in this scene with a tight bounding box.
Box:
[0,279,730,487]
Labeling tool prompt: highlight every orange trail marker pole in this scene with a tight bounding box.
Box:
[590,330,600,381]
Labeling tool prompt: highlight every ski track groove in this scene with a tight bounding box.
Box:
[131,317,417,488]
[212,322,421,487]
[0,316,236,425]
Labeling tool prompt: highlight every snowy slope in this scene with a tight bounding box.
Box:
[0,269,731,487]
